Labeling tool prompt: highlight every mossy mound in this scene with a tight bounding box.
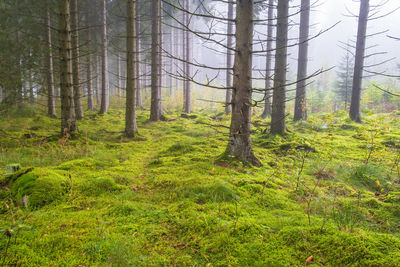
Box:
[10,169,68,209]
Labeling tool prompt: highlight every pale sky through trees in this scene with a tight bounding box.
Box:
[311,0,400,72]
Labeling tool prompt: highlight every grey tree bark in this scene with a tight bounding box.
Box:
[261,0,274,119]
[225,0,234,115]
[184,0,191,113]
[135,4,143,109]
[117,51,121,98]
[293,0,310,121]
[45,0,57,118]
[71,0,84,119]
[86,3,95,111]
[350,0,369,123]
[58,0,77,135]
[150,0,162,121]
[226,0,261,167]
[270,0,289,135]
[125,0,138,137]
[99,0,109,114]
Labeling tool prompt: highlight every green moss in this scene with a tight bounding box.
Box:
[1,108,400,265]
[11,169,68,208]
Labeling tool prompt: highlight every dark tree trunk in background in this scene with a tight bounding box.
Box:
[261,0,274,119]
[94,53,100,107]
[293,0,310,121]
[184,0,191,113]
[150,0,162,121]
[45,0,57,118]
[225,0,234,115]
[71,0,84,119]
[135,4,143,109]
[271,0,289,135]
[117,51,121,98]
[99,0,109,114]
[58,0,77,135]
[86,3,95,111]
[125,0,138,137]
[226,0,261,167]
[350,0,369,123]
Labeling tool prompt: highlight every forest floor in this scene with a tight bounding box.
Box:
[1,106,400,266]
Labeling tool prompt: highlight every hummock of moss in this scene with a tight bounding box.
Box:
[1,108,400,266]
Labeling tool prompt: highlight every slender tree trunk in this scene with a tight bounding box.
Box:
[271,0,289,135]
[261,0,274,119]
[182,9,186,109]
[71,0,84,119]
[15,30,23,107]
[225,0,234,115]
[117,51,121,98]
[99,0,109,114]
[184,0,191,113]
[169,28,173,97]
[86,1,95,111]
[125,0,138,137]
[150,0,162,121]
[45,1,57,117]
[350,0,369,123]
[135,5,143,109]
[226,0,260,167]
[58,0,77,135]
[293,0,310,121]
[28,67,34,104]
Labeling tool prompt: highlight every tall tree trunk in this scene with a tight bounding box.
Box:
[225,0,234,115]
[261,0,274,119]
[86,1,95,111]
[95,54,101,106]
[150,0,162,121]
[293,0,310,121]
[135,4,143,109]
[45,2,57,117]
[99,0,109,114]
[182,9,186,109]
[125,0,138,137]
[350,0,369,123]
[226,0,260,167]
[117,51,121,98]
[71,0,84,119]
[184,0,191,113]
[270,0,289,135]
[28,67,34,104]
[58,0,77,135]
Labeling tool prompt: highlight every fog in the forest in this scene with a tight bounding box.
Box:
[193,0,400,90]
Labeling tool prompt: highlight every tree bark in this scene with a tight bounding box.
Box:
[99,0,109,114]
[184,0,191,113]
[71,0,84,119]
[135,4,143,109]
[270,0,289,135]
[261,0,274,119]
[225,0,234,115]
[58,0,77,135]
[86,0,95,111]
[293,0,310,121]
[117,51,121,98]
[125,0,138,137]
[350,0,369,123]
[226,0,260,167]
[45,2,57,118]
[150,0,162,121]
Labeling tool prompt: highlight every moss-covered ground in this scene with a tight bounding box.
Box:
[1,106,400,266]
